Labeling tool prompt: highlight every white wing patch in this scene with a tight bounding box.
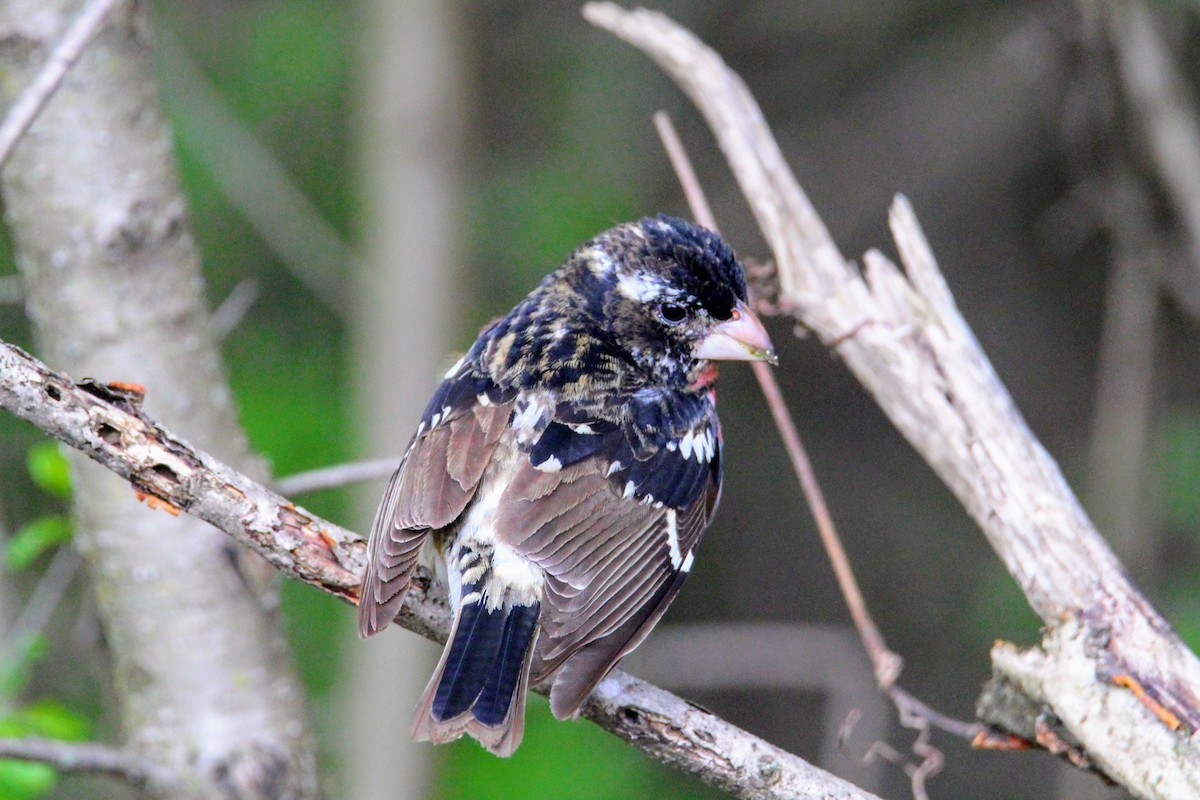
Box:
[443,355,467,379]
[665,509,681,569]
[680,430,695,459]
[534,454,562,473]
[674,426,714,462]
[510,396,549,444]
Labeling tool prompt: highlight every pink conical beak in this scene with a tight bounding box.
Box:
[696,301,777,365]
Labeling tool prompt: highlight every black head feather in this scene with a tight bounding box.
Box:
[474,216,750,394]
[640,214,748,320]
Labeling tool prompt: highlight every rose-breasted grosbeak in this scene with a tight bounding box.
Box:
[358,215,775,756]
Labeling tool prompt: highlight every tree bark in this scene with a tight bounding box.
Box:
[339,0,467,796]
[0,2,319,797]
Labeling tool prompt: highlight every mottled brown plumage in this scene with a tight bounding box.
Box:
[358,215,775,755]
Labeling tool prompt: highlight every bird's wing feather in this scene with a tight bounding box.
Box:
[358,363,515,637]
[495,391,720,717]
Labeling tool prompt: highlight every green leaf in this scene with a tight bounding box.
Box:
[26,443,71,499]
[8,701,91,742]
[0,700,91,740]
[0,701,92,797]
[4,516,72,571]
[0,759,56,800]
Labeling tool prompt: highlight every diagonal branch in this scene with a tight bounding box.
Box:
[0,340,880,800]
[584,3,1200,798]
[0,0,119,169]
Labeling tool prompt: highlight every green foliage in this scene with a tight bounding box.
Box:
[0,442,82,800]
[0,701,91,800]
[436,698,722,800]
[4,516,70,572]
[0,760,56,800]
[0,635,46,699]
[25,445,70,500]
[5,444,73,572]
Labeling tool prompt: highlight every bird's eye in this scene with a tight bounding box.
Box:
[658,302,689,325]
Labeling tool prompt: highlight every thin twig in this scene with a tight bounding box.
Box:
[155,28,354,314]
[211,279,261,340]
[1102,1,1200,288]
[1,545,80,657]
[653,109,899,686]
[0,0,120,170]
[0,736,173,788]
[274,457,399,496]
[655,107,975,795]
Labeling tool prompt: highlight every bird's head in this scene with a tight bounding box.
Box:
[572,215,776,387]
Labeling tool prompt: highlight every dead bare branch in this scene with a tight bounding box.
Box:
[585,3,1200,798]
[0,340,881,800]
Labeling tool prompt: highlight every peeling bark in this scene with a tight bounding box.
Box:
[0,340,879,799]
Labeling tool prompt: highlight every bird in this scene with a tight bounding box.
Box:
[357,214,776,756]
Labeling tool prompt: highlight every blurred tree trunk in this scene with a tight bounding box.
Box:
[0,2,319,797]
[340,1,466,797]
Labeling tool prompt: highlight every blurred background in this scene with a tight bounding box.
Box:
[2,1,1200,798]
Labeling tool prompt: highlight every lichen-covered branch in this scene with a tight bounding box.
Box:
[0,341,879,800]
[583,4,1200,799]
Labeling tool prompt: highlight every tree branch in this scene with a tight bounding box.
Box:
[0,0,118,169]
[0,736,173,788]
[0,340,879,799]
[274,456,399,496]
[584,3,1200,798]
[654,108,963,797]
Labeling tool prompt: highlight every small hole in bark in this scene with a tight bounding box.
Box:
[151,464,178,483]
[622,707,640,723]
[96,423,120,444]
[45,385,62,401]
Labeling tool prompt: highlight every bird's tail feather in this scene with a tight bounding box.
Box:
[412,588,541,757]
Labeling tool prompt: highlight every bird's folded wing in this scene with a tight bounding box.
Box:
[495,457,713,717]
[358,398,513,637]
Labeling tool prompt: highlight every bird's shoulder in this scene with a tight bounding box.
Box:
[406,315,723,518]
[518,382,722,513]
